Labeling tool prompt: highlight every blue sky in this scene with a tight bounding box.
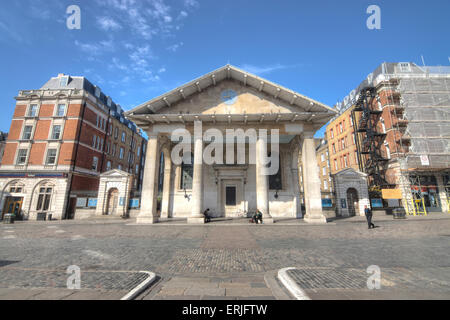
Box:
[1,0,449,137]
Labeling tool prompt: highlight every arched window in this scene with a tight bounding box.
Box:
[36,184,54,212]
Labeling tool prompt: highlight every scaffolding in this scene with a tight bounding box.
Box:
[339,63,450,213]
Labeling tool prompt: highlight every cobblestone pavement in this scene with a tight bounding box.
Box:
[0,214,449,299]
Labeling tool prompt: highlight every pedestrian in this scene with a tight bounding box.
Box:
[203,208,211,223]
[253,209,263,224]
[364,205,375,229]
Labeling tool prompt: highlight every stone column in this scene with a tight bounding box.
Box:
[160,151,172,219]
[137,133,160,224]
[188,124,205,224]
[301,135,327,223]
[256,135,274,223]
[291,137,303,218]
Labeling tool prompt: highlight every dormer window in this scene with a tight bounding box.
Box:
[60,76,69,87]
[95,86,101,98]
[399,63,411,72]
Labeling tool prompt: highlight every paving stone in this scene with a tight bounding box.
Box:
[184,288,226,296]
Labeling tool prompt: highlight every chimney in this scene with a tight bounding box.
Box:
[58,73,65,77]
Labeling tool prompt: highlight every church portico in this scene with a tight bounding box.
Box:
[125,65,337,224]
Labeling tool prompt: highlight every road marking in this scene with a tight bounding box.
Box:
[277,267,311,300]
[47,226,58,229]
[5,230,15,233]
[3,235,17,239]
[55,230,66,233]
[71,235,84,240]
[121,271,157,300]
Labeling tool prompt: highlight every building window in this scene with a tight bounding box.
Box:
[22,125,33,140]
[112,144,116,157]
[56,104,66,117]
[324,180,328,190]
[180,155,194,189]
[95,86,101,98]
[135,164,139,175]
[114,127,118,139]
[352,133,356,144]
[322,167,327,176]
[28,104,38,117]
[118,164,122,170]
[60,76,68,87]
[119,147,124,159]
[334,159,338,171]
[46,149,57,165]
[51,125,62,140]
[36,187,53,212]
[339,122,343,133]
[350,116,353,127]
[121,132,126,143]
[106,161,112,171]
[92,156,99,171]
[106,142,110,154]
[16,149,28,165]
[332,143,336,154]
[321,153,325,162]
[344,155,348,167]
[330,129,334,139]
[137,146,140,157]
[269,154,282,190]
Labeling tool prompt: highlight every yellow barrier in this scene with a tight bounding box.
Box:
[413,198,427,216]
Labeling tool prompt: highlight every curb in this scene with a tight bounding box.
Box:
[120,271,157,300]
[277,268,311,300]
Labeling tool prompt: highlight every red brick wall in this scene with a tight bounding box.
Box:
[58,143,76,166]
[63,119,80,140]
[34,120,51,140]
[8,119,23,140]
[75,144,102,171]
[39,104,54,117]
[28,143,46,165]
[67,104,83,117]
[1,143,18,165]
[13,104,26,118]
[71,174,99,192]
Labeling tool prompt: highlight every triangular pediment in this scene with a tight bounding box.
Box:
[125,65,337,126]
[335,168,367,178]
[100,169,132,177]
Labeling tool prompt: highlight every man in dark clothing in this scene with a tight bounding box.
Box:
[253,209,263,224]
[364,205,375,229]
[203,208,211,223]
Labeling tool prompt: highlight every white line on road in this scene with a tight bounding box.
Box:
[121,271,157,300]
[3,235,17,239]
[55,230,66,233]
[278,267,311,300]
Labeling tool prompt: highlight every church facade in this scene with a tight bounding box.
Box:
[125,65,337,224]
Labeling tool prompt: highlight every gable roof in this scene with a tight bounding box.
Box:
[125,65,337,118]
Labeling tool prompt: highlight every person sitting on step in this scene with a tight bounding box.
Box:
[203,208,211,223]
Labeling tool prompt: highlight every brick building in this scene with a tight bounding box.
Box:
[0,132,7,164]
[337,62,450,214]
[0,74,146,221]
[326,106,359,174]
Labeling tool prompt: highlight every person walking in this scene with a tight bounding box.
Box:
[364,205,375,229]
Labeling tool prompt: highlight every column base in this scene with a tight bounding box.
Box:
[187,217,206,224]
[136,215,159,224]
[304,214,327,224]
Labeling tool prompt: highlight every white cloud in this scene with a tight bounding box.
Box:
[184,0,199,9]
[97,16,122,31]
[239,63,297,75]
[74,39,115,55]
[167,42,184,52]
